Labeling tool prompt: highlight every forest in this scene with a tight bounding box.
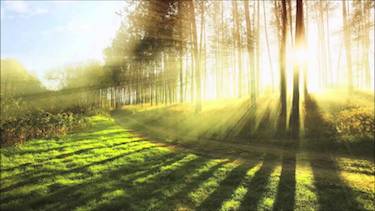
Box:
[1,0,374,210]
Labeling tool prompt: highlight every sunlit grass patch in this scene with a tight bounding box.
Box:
[295,157,319,211]
[188,161,240,206]
[219,162,263,211]
[1,114,374,211]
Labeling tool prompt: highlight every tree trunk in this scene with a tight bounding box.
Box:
[244,0,255,103]
[255,1,260,95]
[279,0,288,135]
[343,1,353,93]
[199,1,206,100]
[189,0,201,112]
[287,0,294,46]
[290,0,305,138]
[318,0,328,88]
[263,0,275,91]
[362,0,371,89]
[232,0,242,98]
[178,1,184,103]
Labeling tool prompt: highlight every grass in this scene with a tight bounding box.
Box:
[113,91,374,158]
[1,113,374,210]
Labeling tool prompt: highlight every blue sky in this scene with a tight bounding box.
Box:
[1,0,125,79]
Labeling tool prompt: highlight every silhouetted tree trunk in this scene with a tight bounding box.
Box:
[279,0,288,134]
[304,0,309,95]
[290,0,305,138]
[287,0,294,46]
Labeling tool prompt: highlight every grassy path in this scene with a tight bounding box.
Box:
[1,115,374,211]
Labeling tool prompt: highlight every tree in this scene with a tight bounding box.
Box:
[244,0,256,103]
[342,0,353,93]
[189,0,201,112]
[232,0,243,97]
[290,0,305,138]
[178,1,184,103]
[263,0,275,91]
[279,0,288,135]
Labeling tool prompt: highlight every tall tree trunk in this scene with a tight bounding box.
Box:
[263,0,275,91]
[189,0,201,111]
[287,0,294,46]
[343,1,353,93]
[318,0,328,88]
[362,0,371,89]
[325,1,332,87]
[279,0,288,135]
[255,1,260,95]
[304,0,309,95]
[219,1,225,98]
[244,0,255,103]
[214,1,221,98]
[290,0,305,138]
[199,1,206,100]
[233,0,242,97]
[178,1,184,103]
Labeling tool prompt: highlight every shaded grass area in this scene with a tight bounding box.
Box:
[1,115,374,210]
[114,91,374,159]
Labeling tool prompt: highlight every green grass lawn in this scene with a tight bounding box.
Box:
[1,114,374,211]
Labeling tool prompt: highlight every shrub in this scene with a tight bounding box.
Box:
[0,111,88,146]
[335,107,375,141]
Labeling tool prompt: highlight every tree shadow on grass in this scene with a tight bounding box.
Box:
[0,139,147,182]
[1,149,183,210]
[197,158,261,211]
[310,157,366,211]
[28,152,189,211]
[238,154,279,211]
[273,142,297,211]
[122,160,232,211]
[2,129,134,159]
[57,155,211,211]
[0,145,157,193]
[305,95,365,210]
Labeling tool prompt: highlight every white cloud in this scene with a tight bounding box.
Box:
[42,20,92,35]
[3,1,48,18]
[33,8,48,15]
[1,7,4,19]
[4,1,28,14]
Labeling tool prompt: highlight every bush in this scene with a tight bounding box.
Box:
[0,111,88,146]
[335,107,375,141]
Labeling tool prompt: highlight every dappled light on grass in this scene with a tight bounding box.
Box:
[1,0,374,209]
[294,156,319,211]
[1,114,374,210]
[113,96,283,144]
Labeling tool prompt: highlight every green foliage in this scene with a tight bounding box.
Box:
[1,111,87,146]
[0,60,110,146]
[58,61,111,89]
[335,107,375,141]
[0,59,45,97]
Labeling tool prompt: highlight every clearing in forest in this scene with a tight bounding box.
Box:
[1,114,374,211]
